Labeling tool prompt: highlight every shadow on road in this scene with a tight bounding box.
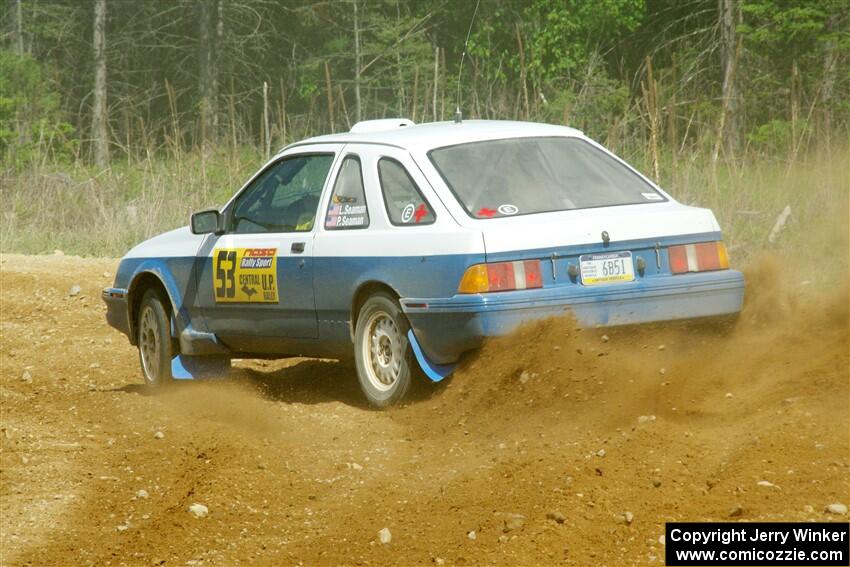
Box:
[108,358,448,409]
[235,359,368,408]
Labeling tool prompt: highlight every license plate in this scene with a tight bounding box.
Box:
[579,251,635,285]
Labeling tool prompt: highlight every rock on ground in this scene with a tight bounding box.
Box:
[503,514,525,532]
[188,503,209,518]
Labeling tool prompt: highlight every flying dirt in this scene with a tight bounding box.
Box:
[0,251,847,566]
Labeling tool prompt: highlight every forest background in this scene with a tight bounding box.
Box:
[1,0,847,257]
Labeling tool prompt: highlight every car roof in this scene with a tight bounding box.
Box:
[279,119,585,155]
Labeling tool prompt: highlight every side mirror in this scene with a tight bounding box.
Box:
[190,209,222,235]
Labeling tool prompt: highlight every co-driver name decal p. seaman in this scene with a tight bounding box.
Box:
[325,204,368,228]
[213,248,279,303]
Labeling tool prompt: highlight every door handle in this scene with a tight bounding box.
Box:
[291,242,305,254]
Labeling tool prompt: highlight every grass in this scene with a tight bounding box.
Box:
[0,146,260,257]
[1,139,847,262]
[656,144,849,266]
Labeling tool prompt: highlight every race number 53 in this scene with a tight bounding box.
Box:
[215,249,236,298]
[212,248,279,303]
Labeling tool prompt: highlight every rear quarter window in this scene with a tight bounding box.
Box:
[377,158,435,226]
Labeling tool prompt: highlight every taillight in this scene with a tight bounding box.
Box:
[458,260,543,293]
[668,241,730,274]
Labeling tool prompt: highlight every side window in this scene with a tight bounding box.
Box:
[378,158,436,225]
[231,154,334,233]
[324,156,369,230]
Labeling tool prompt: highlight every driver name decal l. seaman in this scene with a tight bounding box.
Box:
[325,204,368,228]
[213,248,279,303]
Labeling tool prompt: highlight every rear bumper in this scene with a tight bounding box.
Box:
[401,270,744,364]
[102,287,131,339]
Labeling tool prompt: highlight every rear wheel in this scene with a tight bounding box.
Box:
[354,293,416,407]
[137,290,174,386]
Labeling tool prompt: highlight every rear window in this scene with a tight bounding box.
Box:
[428,137,665,219]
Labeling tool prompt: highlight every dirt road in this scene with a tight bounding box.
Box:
[1,252,847,566]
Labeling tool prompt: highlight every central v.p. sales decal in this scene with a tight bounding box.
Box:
[213,248,279,303]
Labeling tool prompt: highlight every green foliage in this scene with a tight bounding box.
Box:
[521,0,645,82]
[0,49,75,166]
[739,0,849,140]
[747,119,806,156]
[740,0,843,50]
[539,67,630,141]
[0,0,847,170]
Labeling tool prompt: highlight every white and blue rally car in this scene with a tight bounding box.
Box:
[103,119,744,406]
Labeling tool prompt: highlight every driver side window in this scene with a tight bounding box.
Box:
[230,153,334,233]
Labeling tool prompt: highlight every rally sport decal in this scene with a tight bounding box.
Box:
[213,248,279,303]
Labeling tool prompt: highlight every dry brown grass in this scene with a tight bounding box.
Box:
[1,140,846,261]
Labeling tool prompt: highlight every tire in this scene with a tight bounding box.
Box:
[137,289,175,386]
[353,292,416,408]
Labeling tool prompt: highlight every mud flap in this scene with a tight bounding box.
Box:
[407,329,455,383]
[171,355,230,380]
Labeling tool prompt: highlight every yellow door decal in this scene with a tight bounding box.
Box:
[213,248,279,303]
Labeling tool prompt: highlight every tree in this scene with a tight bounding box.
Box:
[198,0,220,146]
[717,0,742,157]
[1,0,847,165]
[11,0,23,55]
[0,49,74,164]
[91,0,108,168]
[739,0,849,152]
[353,0,361,123]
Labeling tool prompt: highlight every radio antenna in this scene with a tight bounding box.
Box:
[454,0,481,124]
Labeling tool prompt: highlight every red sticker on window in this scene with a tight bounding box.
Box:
[414,204,428,223]
[477,207,497,218]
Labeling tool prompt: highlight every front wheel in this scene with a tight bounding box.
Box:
[354,293,416,408]
[137,290,175,386]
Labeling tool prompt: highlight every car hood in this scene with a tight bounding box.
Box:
[124,226,206,259]
[478,202,721,257]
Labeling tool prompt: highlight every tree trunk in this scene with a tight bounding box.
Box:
[440,46,445,120]
[353,0,362,123]
[432,45,439,122]
[395,0,405,117]
[12,0,24,55]
[411,66,419,122]
[819,16,838,143]
[717,0,741,156]
[516,22,529,121]
[790,58,800,145]
[199,0,219,147]
[324,60,334,132]
[92,0,109,168]
[10,0,27,153]
[337,84,351,130]
[262,81,270,159]
[643,56,661,183]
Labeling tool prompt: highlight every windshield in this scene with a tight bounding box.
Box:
[428,137,665,219]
